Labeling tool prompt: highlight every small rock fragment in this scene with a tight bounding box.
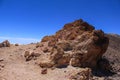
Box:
[0,58,4,62]
[0,40,10,47]
[41,68,47,74]
[15,43,19,46]
[24,51,40,61]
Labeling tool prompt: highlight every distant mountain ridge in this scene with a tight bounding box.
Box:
[104,34,120,73]
[105,33,120,55]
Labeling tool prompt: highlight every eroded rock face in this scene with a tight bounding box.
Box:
[0,40,10,48]
[36,19,109,68]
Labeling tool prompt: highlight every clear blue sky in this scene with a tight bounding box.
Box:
[0,0,120,44]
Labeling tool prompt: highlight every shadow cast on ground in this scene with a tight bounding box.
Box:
[92,58,116,77]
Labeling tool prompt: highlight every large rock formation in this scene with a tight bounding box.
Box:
[35,19,109,68]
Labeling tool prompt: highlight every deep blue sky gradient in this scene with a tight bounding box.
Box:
[0,0,120,43]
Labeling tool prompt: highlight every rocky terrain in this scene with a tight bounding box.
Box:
[102,34,120,79]
[0,19,120,80]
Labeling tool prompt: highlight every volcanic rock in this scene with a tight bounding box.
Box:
[0,40,10,47]
[24,51,40,61]
[69,68,93,80]
[15,43,19,46]
[36,19,109,68]
[41,68,47,74]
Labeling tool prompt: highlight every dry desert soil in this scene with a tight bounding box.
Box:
[0,34,120,80]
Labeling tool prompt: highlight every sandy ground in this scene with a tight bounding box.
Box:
[0,43,119,80]
[0,44,79,80]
